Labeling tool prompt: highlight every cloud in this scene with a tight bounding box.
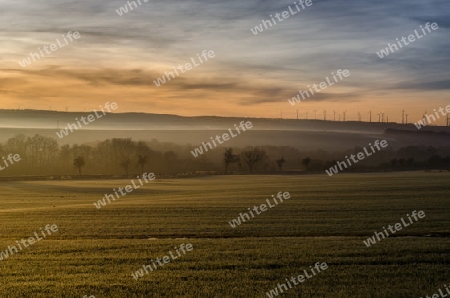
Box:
[0,0,449,118]
[393,80,450,90]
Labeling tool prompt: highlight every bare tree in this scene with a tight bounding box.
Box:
[302,157,311,172]
[224,148,239,173]
[73,156,85,177]
[27,135,59,167]
[137,155,148,175]
[241,147,267,173]
[5,134,28,162]
[276,157,286,171]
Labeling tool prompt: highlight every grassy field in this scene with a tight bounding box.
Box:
[0,172,449,297]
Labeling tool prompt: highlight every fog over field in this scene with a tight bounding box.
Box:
[1,110,449,151]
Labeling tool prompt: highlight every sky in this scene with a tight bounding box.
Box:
[1,0,449,123]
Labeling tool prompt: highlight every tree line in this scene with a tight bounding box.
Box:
[0,134,449,177]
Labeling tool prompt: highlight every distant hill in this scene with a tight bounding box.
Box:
[2,109,450,131]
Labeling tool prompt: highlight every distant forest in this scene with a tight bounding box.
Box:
[0,134,449,177]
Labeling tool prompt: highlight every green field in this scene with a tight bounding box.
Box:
[0,172,449,297]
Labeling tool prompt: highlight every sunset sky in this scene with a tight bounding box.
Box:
[1,0,449,123]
